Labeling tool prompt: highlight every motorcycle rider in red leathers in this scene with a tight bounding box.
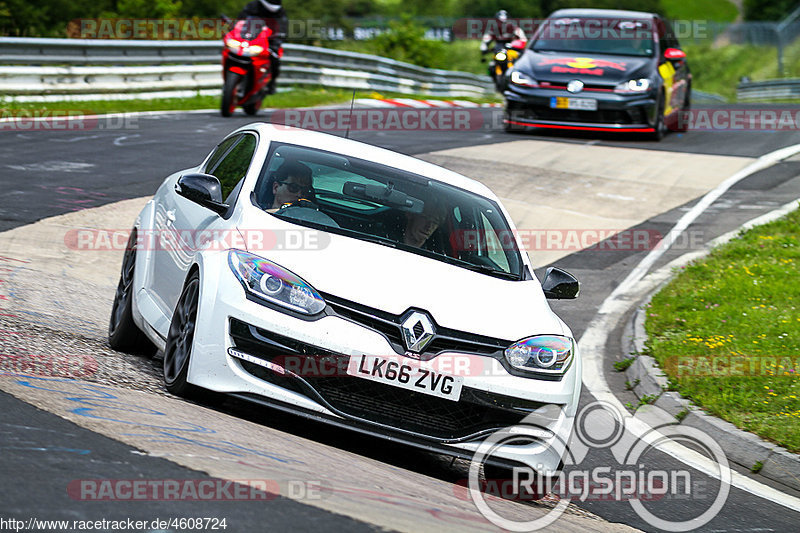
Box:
[238,0,288,94]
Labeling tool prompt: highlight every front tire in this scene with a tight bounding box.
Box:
[108,230,156,355]
[503,109,525,133]
[221,71,241,117]
[243,98,261,116]
[163,272,201,397]
[675,90,691,133]
[649,93,667,141]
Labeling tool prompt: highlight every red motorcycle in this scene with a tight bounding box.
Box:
[220,18,282,117]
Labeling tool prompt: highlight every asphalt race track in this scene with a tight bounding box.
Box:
[2,106,800,532]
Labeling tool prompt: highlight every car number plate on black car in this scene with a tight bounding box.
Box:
[347,355,463,401]
[550,96,598,111]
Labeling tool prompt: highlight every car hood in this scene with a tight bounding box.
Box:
[516,50,652,85]
[238,217,567,342]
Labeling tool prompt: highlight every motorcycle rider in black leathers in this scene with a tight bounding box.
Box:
[479,10,526,58]
[238,0,288,94]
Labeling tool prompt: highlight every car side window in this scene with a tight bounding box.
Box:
[208,134,258,200]
[203,135,240,174]
[479,212,511,272]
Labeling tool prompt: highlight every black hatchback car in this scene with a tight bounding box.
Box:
[504,9,691,140]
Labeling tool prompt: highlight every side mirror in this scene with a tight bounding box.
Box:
[176,173,229,215]
[664,48,686,61]
[541,267,580,299]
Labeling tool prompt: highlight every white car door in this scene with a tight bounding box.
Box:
[152,133,259,316]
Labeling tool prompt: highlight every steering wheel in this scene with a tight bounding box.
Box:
[275,200,340,228]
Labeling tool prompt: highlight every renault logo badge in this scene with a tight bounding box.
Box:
[400,311,435,353]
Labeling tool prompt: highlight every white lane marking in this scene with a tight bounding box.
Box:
[7,161,94,172]
[112,134,158,147]
[51,135,105,143]
[580,142,800,512]
[600,143,800,314]
[596,192,636,201]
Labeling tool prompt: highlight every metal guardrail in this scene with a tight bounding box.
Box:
[692,89,727,103]
[0,37,494,100]
[737,79,800,100]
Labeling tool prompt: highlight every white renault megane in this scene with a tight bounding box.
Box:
[109,123,582,474]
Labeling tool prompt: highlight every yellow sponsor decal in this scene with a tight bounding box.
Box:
[567,57,598,69]
[658,62,676,116]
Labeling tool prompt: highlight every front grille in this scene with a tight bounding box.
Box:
[539,81,614,92]
[305,374,528,440]
[525,106,633,124]
[229,318,540,441]
[322,293,510,358]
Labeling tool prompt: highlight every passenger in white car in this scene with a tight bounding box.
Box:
[402,198,448,249]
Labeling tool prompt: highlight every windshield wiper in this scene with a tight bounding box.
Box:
[353,234,398,248]
[445,259,520,280]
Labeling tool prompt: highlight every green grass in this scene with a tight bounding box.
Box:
[683,43,779,100]
[326,39,485,75]
[661,0,739,23]
[0,86,500,115]
[645,206,800,453]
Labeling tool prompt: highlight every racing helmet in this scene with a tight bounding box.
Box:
[495,10,508,23]
[259,0,282,13]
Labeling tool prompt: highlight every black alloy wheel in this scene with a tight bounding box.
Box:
[163,272,201,397]
[108,229,156,355]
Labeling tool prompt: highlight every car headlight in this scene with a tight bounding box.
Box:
[614,78,651,93]
[510,70,538,87]
[504,335,573,374]
[228,250,326,315]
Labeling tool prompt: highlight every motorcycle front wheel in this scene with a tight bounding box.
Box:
[221,71,242,117]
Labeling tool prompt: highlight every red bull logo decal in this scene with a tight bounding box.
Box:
[539,56,626,76]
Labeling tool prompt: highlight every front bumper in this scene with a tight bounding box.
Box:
[505,84,657,132]
[186,251,581,473]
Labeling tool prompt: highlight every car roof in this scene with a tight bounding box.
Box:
[236,122,497,199]
[548,8,658,20]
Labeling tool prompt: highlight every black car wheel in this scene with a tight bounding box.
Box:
[108,230,156,355]
[675,89,691,133]
[650,92,667,141]
[163,272,201,397]
[503,109,525,133]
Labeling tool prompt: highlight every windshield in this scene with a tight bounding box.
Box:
[253,142,524,280]
[532,17,655,57]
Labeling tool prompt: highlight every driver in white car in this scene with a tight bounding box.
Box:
[269,162,313,210]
